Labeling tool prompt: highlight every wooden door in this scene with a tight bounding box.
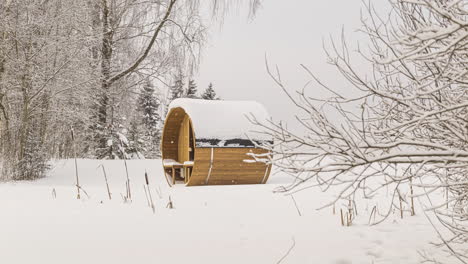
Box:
[178,115,190,162]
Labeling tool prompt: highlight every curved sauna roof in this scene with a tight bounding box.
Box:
[167,98,272,148]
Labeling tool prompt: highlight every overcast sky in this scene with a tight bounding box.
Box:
[197,0,387,125]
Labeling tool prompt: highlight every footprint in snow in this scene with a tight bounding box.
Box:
[334,259,352,264]
[366,249,383,259]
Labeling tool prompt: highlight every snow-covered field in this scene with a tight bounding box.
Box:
[0,159,459,264]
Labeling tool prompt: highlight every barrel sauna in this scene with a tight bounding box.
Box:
[161,98,273,186]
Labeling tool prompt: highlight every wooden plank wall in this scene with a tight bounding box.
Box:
[161,108,186,161]
[178,115,190,163]
[187,147,272,186]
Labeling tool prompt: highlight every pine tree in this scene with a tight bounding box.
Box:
[99,121,131,160]
[201,83,220,100]
[186,79,198,98]
[164,73,185,121]
[169,74,185,101]
[132,80,161,158]
[139,81,160,132]
[127,119,144,159]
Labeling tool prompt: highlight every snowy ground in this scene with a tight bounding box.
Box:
[0,159,460,264]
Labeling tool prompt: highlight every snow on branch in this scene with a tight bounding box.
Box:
[251,0,468,260]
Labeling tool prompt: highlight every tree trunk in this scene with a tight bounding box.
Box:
[97,0,113,151]
[18,74,30,162]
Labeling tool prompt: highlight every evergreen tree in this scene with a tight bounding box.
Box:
[130,80,162,158]
[164,73,185,121]
[139,81,160,131]
[169,74,185,101]
[126,119,144,159]
[201,83,220,100]
[186,79,198,98]
[98,121,131,160]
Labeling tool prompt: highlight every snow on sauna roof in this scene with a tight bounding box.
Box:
[169,98,272,147]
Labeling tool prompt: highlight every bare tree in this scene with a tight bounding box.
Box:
[0,0,95,179]
[252,1,468,261]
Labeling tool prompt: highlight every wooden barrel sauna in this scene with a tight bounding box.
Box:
[161,98,273,186]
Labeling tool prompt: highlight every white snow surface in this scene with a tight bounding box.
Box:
[169,98,271,141]
[163,159,181,166]
[0,159,460,264]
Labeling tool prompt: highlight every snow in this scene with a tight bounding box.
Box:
[168,98,272,143]
[0,159,460,264]
[117,132,129,146]
[162,159,182,166]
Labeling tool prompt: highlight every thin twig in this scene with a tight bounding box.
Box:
[290,194,302,216]
[276,237,296,264]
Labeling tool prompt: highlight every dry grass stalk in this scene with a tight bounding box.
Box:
[340,209,344,226]
[410,177,415,216]
[147,189,155,213]
[77,185,90,199]
[124,160,131,201]
[99,164,112,200]
[352,200,358,216]
[143,184,150,207]
[399,197,404,219]
[368,205,377,225]
[347,199,353,226]
[120,193,128,203]
[70,127,80,199]
[144,172,155,213]
[125,182,129,201]
[154,185,162,199]
[348,199,352,217]
[166,195,174,209]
